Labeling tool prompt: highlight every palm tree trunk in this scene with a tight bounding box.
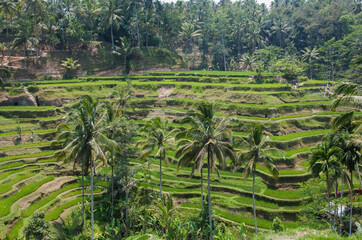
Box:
[237,34,241,58]
[148,159,153,193]
[111,22,114,50]
[340,176,344,235]
[333,182,338,231]
[201,167,203,211]
[5,10,10,64]
[356,163,362,188]
[159,152,162,197]
[81,160,85,228]
[349,171,353,237]
[207,144,212,239]
[310,63,312,80]
[326,171,332,231]
[126,167,129,236]
[135,10,141,49]
[24,47,27,69]
[91,159,94,240]
[252,170,257,235]
[221,35,226,71]
[124,54,127,72]
[193,41,196,69]
[111,164,114,221]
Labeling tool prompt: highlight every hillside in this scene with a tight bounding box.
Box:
[0,71,361,239]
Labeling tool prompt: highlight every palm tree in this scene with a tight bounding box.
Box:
[136,117,174,196]
[309,142,342,232]
[238,123,279,235]
[240,53,256,71]
[76,0,101,44]
[127,0,142,49]
[176,138,205,211]
[12,23,38,69]
[246,17,266,53]
[301,47,319,80]
[101,0,123,50]
[148,194,176,234]
[331,83,361,111]
[179,21,201,67]
[109,81,134,118]
[0,67,11,90]
[0,0,17,63]
[271,18,291,48]
[55,95,118,239]
[331,112,362,236]
[61,57,81,78]
[112,37,134,72]
[25,0,46,60]
[176,102,234,238]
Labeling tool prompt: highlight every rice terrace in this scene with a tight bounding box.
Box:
[0,0,361,239]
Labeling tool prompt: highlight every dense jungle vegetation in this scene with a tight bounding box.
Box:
[0,0,361,80]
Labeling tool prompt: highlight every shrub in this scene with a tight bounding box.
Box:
[8,87,25,96]
[275,58,304,81]
[272,217,284,232]
[24,213,49,240]
[27,84,39,93]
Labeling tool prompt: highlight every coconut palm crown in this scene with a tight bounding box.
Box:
[175,101,234,238]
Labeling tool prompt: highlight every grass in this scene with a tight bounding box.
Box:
[256,164,307,176]
[264,188,303,199]
[6,218,24,239]
[0,172,38,195]
[0,106,56,111]
[0,151,55,163]
[148,70,273,76]
[0,166,39,181]
[45,194,103,221]
[0,128,56,137]
[255,227,362,240]
[0,161,24,171]
[0,141,53,151]
[22,182,80,218]
[0,176,54,217]
[269,129,330,141]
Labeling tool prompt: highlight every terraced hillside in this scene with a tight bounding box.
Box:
[1,71,361,239]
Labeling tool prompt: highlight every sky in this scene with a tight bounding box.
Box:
[160,0,273,7]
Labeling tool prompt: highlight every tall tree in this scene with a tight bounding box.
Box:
[0,0,17,63]
[0,67,11,90]
[331,83,362,111]
[309,142,342,232]
[176,102,234,238]
[137,117,174,196]
[271,18,291,48]
[238,123,279,235]
[101,0,123,50]
[112,37,134,72]
[55,95,118,238]
[301,47,319,80]
[109,81,134,118]
[25,0,46,60]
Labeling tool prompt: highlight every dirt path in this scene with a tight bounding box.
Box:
[24,87,37,106]
[158,86,175,98]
